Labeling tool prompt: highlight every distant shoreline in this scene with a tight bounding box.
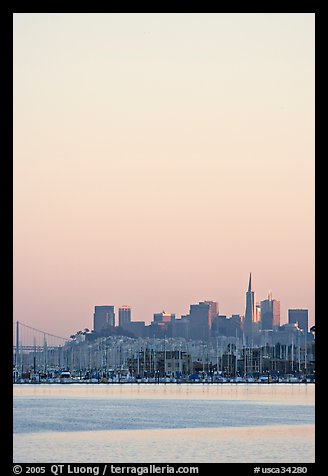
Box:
[13,380,315,385]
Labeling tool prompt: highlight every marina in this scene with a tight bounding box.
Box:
[14,373,314,384]
[13,321,315,385]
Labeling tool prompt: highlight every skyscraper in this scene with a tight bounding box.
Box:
[260,293,281,330]
[189,301,217,341]
[288,309,309,332]
[153,311,176,323]
[243,273,256,343]
[93,305,115,333]
[119,306,131,329]
[256,303,261,327]
[203,300,219,325]
[150,311,176,337]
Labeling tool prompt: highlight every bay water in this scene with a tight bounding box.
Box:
[13,383,315,463]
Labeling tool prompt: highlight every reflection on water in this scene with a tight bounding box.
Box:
[14,425,314,463]
[13,382,314,403]
[13,384,315,463]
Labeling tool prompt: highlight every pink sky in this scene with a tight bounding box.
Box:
[13,13,315,337]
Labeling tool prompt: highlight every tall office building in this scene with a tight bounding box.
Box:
[203,300,219,324]
[150,311,176,337]
[172,315,190,339]
[189,301,218,341]
[153,311,175,323]
[94,305,115,333]
[256,303,261,327]
[243,273,256,342]
[212,314,242,337]
[288,309,309,332]
[119,306,131,329]
[260,293,281,330]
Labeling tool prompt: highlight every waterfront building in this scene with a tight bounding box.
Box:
[288,309,309,332]
[94,305,115,333]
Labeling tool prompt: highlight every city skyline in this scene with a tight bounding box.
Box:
[87,272,309,339]
[13,13,314,337]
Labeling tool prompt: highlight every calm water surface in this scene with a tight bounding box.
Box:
[13,383,315,463]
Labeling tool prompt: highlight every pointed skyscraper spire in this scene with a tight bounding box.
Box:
[244,272,256,344]
[248,272,252,292]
